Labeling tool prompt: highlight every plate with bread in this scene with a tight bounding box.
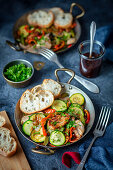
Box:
[9,3,85,54]
[15,68,95,155]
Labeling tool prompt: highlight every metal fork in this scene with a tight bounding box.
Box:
[36,48,99,93]
[76,106,111,170]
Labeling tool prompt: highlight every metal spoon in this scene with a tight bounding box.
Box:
[89,21,96,58]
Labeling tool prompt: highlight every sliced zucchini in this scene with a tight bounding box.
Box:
[30,127,46,143]
[51,100,67,112]
[47,123,64,134]
[22,120,33,136]
[30,113,45,122]
[68,104,85,125]
[19,25,29,37]
[70,93,85,105]
[50,131,65,146]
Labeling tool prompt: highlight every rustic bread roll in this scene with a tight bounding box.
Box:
[27,10,54,28]
[20,89,54,114]
[54,13,73,29]
[0,116,6,127]
[50,7,64,17]
[0,127,17,157]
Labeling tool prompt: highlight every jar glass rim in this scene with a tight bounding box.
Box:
[78,40,105,60]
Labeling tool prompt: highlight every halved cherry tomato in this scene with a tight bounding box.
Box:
[53,41,65,51]
[84,109,90,124]
[44,108,56,114]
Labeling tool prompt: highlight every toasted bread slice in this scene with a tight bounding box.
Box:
[50,7,64,17]
[54,13,73,29]
[42,79,62,98]
[0,116,6,127]
[27,10,54,28]
[0,127,17,157]
[20,89,54,114]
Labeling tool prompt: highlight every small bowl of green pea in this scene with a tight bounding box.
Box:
[3,59,34,88]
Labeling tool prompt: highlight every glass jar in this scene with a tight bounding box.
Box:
[78,40,105,78]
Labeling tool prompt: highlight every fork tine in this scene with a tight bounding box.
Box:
[100,108,109,130]
[103,108,111,132]
[95,106,104,129]
[40,51,51,57]
[97,106,107,130]
[38,48,54,56]
[39,52,51,60]
[100,107,110,130]
[41,49,54,56]
[45,48,54,55]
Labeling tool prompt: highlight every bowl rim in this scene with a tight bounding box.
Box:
[2,59,34,84]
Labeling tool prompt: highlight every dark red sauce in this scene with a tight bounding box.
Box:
[80,52,102,78]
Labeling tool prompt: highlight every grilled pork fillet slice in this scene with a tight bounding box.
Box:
[47,113,70,130]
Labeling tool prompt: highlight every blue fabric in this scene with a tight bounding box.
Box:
[95,25,113,62]
[79,123,113,170]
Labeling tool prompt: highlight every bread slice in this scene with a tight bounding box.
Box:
[20,89,54,114]
[0,116,6,127]
[27,10,54,28]
[31,84,43,94]
[20,89,40,114]
[31,79,62,99]
[42,79,62,98]
[54,13,73,29]
[50,7,64,17]
[0,127,17,157]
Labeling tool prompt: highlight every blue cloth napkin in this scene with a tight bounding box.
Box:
[79,122,113,170]
[95,24,113,62]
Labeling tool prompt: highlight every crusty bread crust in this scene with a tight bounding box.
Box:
[0,116,6,127]
[27,10,54,28]
[54,13,73,29]
[50,7,64,17]
[42,79,62,99]
[0,127,17,157]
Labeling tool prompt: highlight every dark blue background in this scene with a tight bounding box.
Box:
[0,0,113,170]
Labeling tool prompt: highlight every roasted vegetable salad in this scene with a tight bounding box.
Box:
[16,23,76,52]
[21,93,90,147]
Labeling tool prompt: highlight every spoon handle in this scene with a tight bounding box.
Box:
[89,21,96,58]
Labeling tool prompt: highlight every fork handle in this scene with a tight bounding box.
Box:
[56,61,99,93]
[76,136,97,170]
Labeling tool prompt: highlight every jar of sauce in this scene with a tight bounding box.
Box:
[78,40,105,78]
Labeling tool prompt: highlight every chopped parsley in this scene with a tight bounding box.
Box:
[66,121,76,129]
[4,64,32,82]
